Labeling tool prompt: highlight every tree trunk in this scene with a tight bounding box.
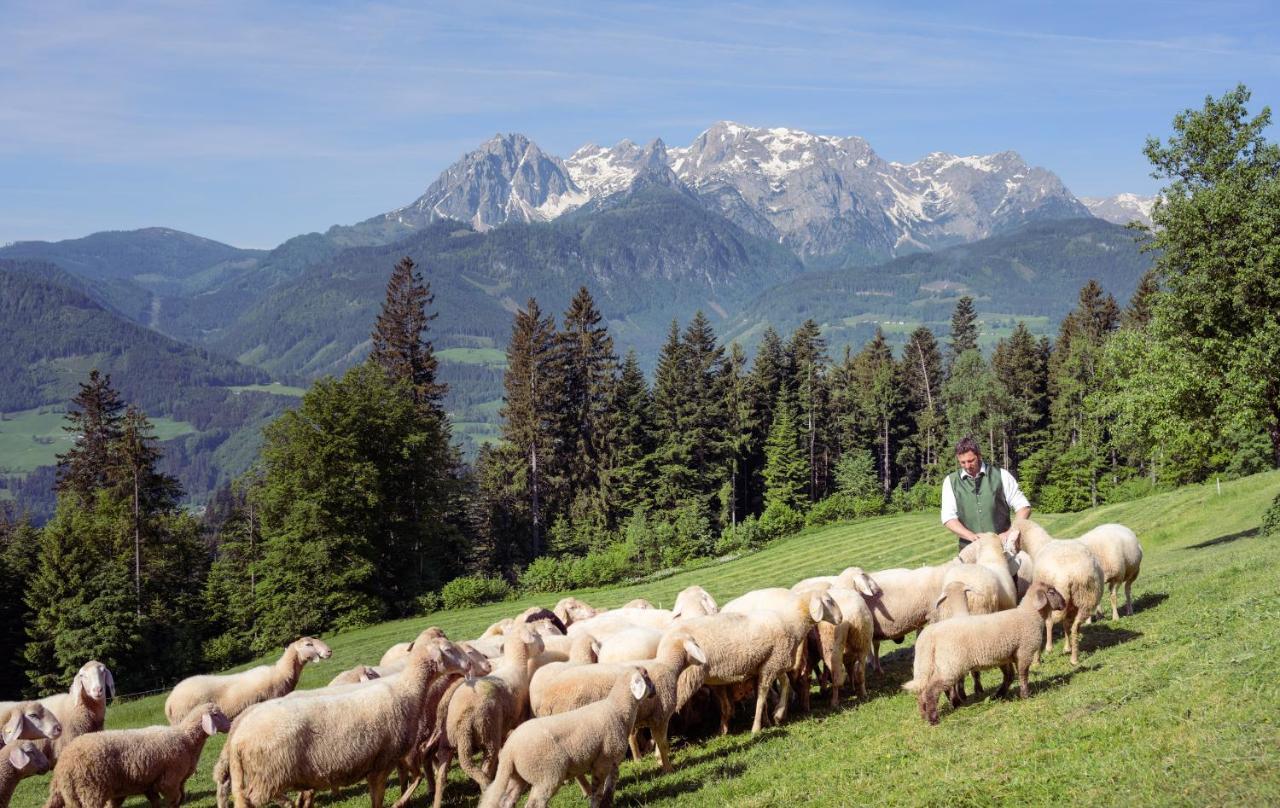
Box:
[882,418,891,496]
[530,443,542,558]
[134,467,141,616]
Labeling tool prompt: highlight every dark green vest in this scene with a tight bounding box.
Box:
[950,466,1011,534]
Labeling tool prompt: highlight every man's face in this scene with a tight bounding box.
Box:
[957,450,981,477]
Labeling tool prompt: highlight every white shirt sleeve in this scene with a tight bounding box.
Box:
[940,475,958,524]
[1002,470,1030,513]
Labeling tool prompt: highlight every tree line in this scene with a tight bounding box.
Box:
[2,85,1277,698]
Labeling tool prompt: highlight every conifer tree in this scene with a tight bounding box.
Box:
[56,369,125,503]
[202,479,264,666]
[1122,269,1160,330]
[900,326,945,479]
[852,329,903,496]
[607,351,655,520]
[992,322,1050,470]
[720,343,757,528]
[554,287,616,526]
[500,298,560,557]
[762,390,808,511]
[113,405,179,614]
[0,507,39,693]
[787,320,830,501]
[948,296,980,371]
[370,256,444,408]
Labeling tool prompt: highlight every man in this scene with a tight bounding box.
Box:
[940,436,1031,553]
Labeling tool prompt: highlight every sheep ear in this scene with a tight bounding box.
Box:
[2,711,19,744]
[629,672,648,701]
[683,639,707,665]
[8,745,29,769]
[70,674,85,702]
[933,592,948,609]
[201,713,217,736]
[702,593,718,614]
[1032,588,1048,610]
[104,668,115,699]
[809,596,824,622]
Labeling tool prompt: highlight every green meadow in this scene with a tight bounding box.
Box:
[11,470,1279,807]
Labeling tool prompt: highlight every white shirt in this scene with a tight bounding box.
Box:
[939,462,1030,525]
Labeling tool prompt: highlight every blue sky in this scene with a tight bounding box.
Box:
[3,0,1278,248]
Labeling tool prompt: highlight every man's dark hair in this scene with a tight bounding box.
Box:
[955,436,981,457]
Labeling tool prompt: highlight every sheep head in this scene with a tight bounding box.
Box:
[198,704,232,736]
[838,567,881,597]
[3,702,61,744]
[629,667,657,702]
[7,740,50,775]
[293,637,333,663]
[71,660,113,703]
[807,591,844,625]
[1028,584,1066,614]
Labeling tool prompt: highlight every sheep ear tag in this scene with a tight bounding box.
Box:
[202,714,217,736]
[630,673,648,701]
[9,745,29,769]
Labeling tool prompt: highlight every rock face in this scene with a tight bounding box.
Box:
[364,122,1095,261]
[379,133,587,232]
[1081,193,1158,228]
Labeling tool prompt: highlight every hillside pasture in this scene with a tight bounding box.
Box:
[9,470,1279,807]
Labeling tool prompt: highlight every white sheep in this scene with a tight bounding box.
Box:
[435,627,544,798]
[904,582,1066,724]
[1012,550,1035,602]
[44,702,230,808]
[1,703,62,747]
[328,665,381,686]
[527,633,600,716]
[682,589,841,733]
[808,586,875,707]
[792,567,881,597]
[225,630,466,808]
[861,565,949,672]
[0,661,112,762]
[956,531,1018,609]
[1077,523,1143,620]
[596,626,665,664]
[478,667,656,808]
[1013,518,1104,665]
[2,739,52,808]
[551,597,602,627]
[166,637,332,724]
[380,642,413,667]
[623,598,655,609]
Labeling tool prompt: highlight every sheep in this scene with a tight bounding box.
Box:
[1,703,62,746]
[2,739,52,808]
[433,626,544,801]
[0,661,112,763]
[328,665,381,686]
[802,586,875,707]
[596,627,664,664]
[904,582,1066,724]
[45,702,230,808]
[924,581,980,703]
[681,589,841,734]
[623,598,655,609]
[792,567,881,597]
[527,633,601,715]
[380,642,413,667]
[166,636,332,724]
[513,607,568,635]
[1012,551,1035,602]
[956,531,1018,610]
[225,630,466,808]
[479,667,656,808]
[552,597,602,627]
[1077,523,1143,620]
[564,586,719,643]
[1013,518,1104,665]
[532,630,706,774]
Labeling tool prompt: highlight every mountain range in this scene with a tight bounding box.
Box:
[0,121,1156,517]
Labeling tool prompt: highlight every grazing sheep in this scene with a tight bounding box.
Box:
[225,631,466,808]
[1013,518,1104,665]
[597,627,664,664]
[863,565,951,672]
[380,642,413,667]
[478,667,656,808]
[552,597,602,627]
[513,607,568,636]
[45,703,230,808]
[792,567,881,597]
[527,633,600,716]
[436,627,544,799]
[956,532,1018,609]
[2,740,52,808]
[904,583,1066,724]
[1,703,61,746]
[166,637,332,724]
[924,582,982,702]
[532,631,706,773]
[682,589,841,733]
[0,661,112,762]
[328,665,381,686]
[623,598,655,609]
[1077,523,1143,620]
[809,586,875,706]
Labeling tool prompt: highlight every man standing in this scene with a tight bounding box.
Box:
[940,436,1031,553]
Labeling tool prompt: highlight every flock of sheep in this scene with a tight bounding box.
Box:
[0,517,1143,808]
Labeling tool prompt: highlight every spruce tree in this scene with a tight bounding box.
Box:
[948,296,980,372]
[370,256,444,408]
[56,369,125,504]
[787,320,830,501]
[113,405,179,614]
[852,329,903,496]
[762,390,808,511]
[721,343,757,528]
[607,351,655,520]
[650,321,693,510]
[1122,269,1160,330]
[500,299,560,558]
[202,479,264,666]
[0,507,39,693]
[992,322,1050,469]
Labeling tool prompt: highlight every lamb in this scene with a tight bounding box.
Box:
[903,582,1066,724]
[328,665,381,686]
[478,667,655,808]
[2,739,51,808]
[681,589,841,733]
[2,661,112,762]
[434,626,544,800]
[1013,518,1104,665]
[924,581,981,702]
[2,703,62,746]
[1077,523,1143,620]
[45,703,230,808]
[532,630,706,773]
[166,636,332,723]
[225,630,467,808]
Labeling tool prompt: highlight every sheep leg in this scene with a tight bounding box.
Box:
[971,669,983,695]
[1124,580,1134,616]
[575,776,592,798]
[430,748,453,808]
[368,771,389,808]
[995,664,1014,698]
[751,675,772,733]
[523,784,555,808]
[1110,585,1121,621]
[389,770,424,808]
[628,728,643,763]
[1017,660,1031,699]
[1043,615,1055,654]
[652,716,675,773]
[456,731,493,789]
[1069,607,1086,666]
[144,789,162,808]
[871,640,884,674]
[922,683,942,725]
[948,682,964,707]
[714,687,733,735]
[771,669,793,726]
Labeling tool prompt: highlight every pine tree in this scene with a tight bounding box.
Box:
[787,320,830,501]
[607,351,655,520]
[762,390,808,511]
[0,507,40,693]
[992,322,1050,470]
[113,405,180,614]
[369,256,445,408]
[948,296,980,371]
[852,329,903,496]
[744,327,788,513]
[1122,269,1160,330]
[500,299,560,558]
[202,479,264,666]
[56,369,125,503]
[720,343,757,528]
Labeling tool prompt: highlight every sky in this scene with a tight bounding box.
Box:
[3,0,1279,248]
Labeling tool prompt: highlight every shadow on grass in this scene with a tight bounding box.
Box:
[620,762,748,804]
[1078,626,1142,654]
[1185,527,1259,550]
[1121,591,1168,616]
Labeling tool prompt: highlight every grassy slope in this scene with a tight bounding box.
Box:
[0,407,195,476]
[12,471,1280,807]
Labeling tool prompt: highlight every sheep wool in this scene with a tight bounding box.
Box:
[165,637,332,724]
[2,739,51,808]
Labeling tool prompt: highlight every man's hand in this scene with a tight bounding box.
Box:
[943,518,978,544]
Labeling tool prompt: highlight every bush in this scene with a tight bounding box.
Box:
[414,590,442,615]
[1102,476,1161,505]
[441,574,511,609]
[517,540,638,594]
[1262,492,1280,537]
[806,494,858,527]
[715,514,765,554]
[759,501,803,541]
[834,452,881,499]
[660,505,714,567]
[517,556,573,594]
[891,481,939,513]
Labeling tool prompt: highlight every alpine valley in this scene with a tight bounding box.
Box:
[0,122,1155,517]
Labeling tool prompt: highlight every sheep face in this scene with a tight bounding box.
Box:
[3,702,62,743]
[7,740,50,774]
[70,661,114,703]
[199,704,232,735]
[840,568,881,597]
[1029,584,1066,614]
[293,637,333,662]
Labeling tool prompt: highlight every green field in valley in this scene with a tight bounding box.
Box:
[226,383,308,397]
[10,470,1280,807]
[0,407,195,476]
[438,347,509,369]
